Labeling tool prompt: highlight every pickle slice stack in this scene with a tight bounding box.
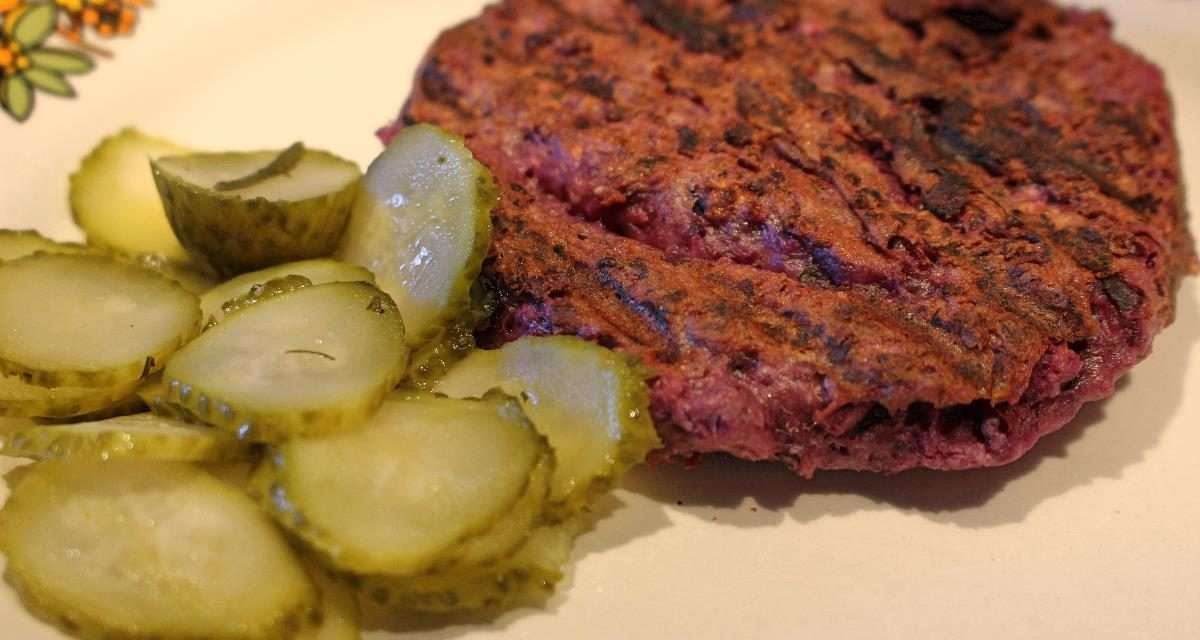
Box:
[0,123,667,634]
[256,393,545,576]
[436,335,661,509]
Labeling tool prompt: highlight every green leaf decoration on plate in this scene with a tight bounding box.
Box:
[0,74,33,122]
[23,66,72,97]
[11,3,57,49]
[1,0,151,122]
[28,48,94,75]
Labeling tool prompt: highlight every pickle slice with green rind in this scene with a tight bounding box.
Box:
[435,336,660,509]
[0,413,249,462]
[0,374,140,420]
[201,259,374,324]
[359,519,581,614]
[256,393,543,576]
[153,147,361,277]
[163,281,408,442]
[69,128,192,261]
[0,460,317,640]
[338,124,496,350]
[0,229,94,262]
[0,253,201,388]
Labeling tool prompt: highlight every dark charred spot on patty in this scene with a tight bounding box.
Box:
[677,126,700,154]
[596,257,673,336]
[1101,276,1143,312]
[724,122,754,147]
[944,7,1019,37]
[634,0,739,55]
[524,30,555,55]
[1127,193,1161,215]
[418,57,462,107]
[574,73,615,101]
[922,172,972,222]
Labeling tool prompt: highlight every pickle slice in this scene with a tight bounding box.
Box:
[0,253,201,388]
[257,393,543,576]
[163,281,408,442]
[0,413,248,462]
[0,460,316,640]
[360,519,581,614]
[296,560,361,640]
[338,124,496,349]
[129,252,217,294]
[217,275,314,321]
[0,229,93,262]
[69,128,192,261]
[435,336,660,508]
[434,452,552,571]
[152,147,361,276]
[201,259,374,324]
[0,374,140,420]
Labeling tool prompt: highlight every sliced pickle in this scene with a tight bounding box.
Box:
[129,252,217,294]
[338,124,496,349]
[296,559,361,640]
[0,460,316,640]
[0,253,201,388]
[69,128,192,261]
[0,229,93,262]
[434,452,552,571]
[435,336,660,508]
[201,259,374,324]
[360,519,581,614]
[0,413,248,462]
[257,393,543,576]
[0,374,140,420]
[152,145,361,276]
[217,275,313,321]
[163,281,408,442]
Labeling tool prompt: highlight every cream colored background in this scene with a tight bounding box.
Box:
[1,1,1197,638]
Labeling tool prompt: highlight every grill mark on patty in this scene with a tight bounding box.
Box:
[633,0,740,56]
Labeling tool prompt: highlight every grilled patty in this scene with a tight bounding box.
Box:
[389,0,1196,475]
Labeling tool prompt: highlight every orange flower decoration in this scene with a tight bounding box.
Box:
[56,0,149,42]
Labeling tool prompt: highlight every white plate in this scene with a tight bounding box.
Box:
[1,1,1198,638]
